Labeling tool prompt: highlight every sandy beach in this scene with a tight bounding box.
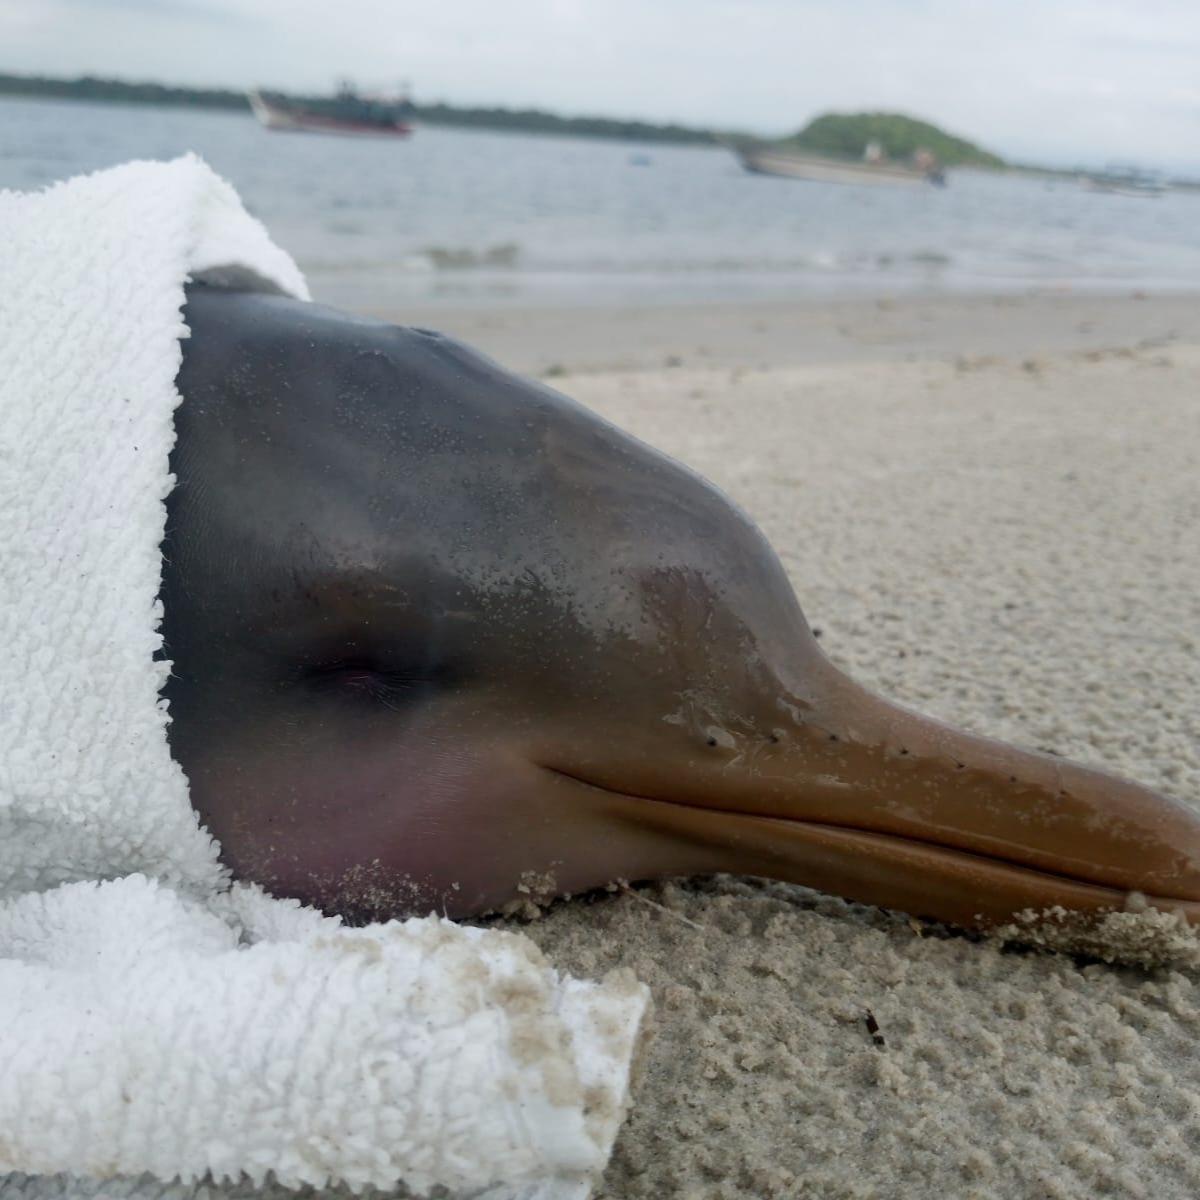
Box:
[392,290,1200,1199]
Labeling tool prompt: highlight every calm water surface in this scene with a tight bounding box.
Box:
[4,95,1199,310]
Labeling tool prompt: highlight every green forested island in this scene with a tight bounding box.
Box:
[0,72,1004,165]
[778,111,1006,168]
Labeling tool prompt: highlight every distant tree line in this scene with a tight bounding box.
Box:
[410,101,713,144]
[0,72,716,144]
[0,72,246,111]
[0,73,1026,169]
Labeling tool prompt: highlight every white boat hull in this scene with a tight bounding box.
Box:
[734,146,932,187]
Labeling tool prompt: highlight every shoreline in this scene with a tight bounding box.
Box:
[357,290,1200,376]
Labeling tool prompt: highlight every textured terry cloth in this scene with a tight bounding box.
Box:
[0,157,650,1200]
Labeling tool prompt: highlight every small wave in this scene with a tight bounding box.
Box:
[458,250,958,276]
[421,243,521,270]
[300,247,961,283]
[297,244,522,275]
[847,249,953,272]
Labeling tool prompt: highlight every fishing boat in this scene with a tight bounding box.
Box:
[247,84,413,137]
[729,140,944,187]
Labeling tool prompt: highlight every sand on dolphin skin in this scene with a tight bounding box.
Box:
[481,335,1200,1199]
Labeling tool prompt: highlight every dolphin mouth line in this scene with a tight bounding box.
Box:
[540,764,1142,906]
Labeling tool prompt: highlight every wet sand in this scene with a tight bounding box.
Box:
[392,293,1200,1199]
[379,291,1200,378]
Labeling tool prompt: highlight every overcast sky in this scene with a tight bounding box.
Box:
[3,0,1199,171]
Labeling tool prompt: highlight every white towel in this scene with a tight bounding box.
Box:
[0,157,650,1200]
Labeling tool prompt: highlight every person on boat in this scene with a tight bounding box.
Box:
[912,147,947,186]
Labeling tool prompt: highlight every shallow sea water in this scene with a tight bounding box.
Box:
[4,94,1200,311]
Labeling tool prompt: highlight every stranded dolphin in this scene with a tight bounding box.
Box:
[159,285,1200,929]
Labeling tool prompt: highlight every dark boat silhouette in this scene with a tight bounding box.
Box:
[248,84,413,138]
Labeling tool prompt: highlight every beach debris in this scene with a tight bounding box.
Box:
[617,879,707,932]
[864,1009,886,1047]
[954,352,1000,372]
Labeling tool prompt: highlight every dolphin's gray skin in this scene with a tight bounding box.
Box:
[160,286,1200,927]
